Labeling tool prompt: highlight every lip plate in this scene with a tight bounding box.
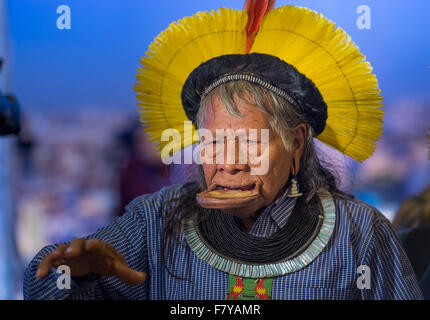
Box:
[214,183,256,191]
[196,192,259,209]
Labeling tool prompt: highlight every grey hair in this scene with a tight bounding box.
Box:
[194,80,348,201]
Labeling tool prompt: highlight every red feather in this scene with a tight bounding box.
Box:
[244,0,275,53]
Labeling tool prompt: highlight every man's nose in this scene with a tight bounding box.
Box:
[216,138,250,174]
[218,162,249,174]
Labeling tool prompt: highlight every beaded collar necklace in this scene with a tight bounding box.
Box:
[182,188,336,278]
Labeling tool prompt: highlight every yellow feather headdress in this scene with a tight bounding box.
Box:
[134,5,384,162]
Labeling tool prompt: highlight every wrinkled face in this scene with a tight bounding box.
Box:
[201,94,294,219]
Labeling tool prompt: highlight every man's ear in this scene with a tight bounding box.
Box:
[292,123,306,174]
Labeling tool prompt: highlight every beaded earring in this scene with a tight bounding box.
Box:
[288,158,303,198]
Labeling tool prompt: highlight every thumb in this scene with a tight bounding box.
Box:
[114,263,147,285]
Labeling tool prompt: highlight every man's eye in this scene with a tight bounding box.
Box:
[202,141,220,147]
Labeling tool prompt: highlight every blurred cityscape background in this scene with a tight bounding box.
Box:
[0,0,429,299]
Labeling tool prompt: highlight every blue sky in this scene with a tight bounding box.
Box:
[4,0,430,111]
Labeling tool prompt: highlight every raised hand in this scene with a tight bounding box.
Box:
[36,238,147,285]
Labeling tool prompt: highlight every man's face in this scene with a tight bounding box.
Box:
[201,94,294,219]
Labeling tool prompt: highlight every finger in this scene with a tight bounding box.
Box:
[36,244,69,278]
[114,263,147,285]
[65,238,86,258]
[84,238,105,254]
[51,243,70,267]
[36,254,55,278]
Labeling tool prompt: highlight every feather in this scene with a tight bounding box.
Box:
[251,6,384,161]
[134,5,384,162]
[134,8,248,152]
[244,0,275,53]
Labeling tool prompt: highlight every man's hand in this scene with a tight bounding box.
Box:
[36,238,147,285]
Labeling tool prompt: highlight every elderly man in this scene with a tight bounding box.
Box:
[25,2,422,300]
